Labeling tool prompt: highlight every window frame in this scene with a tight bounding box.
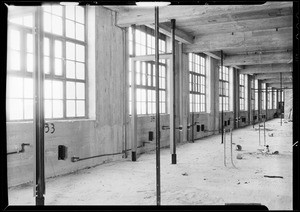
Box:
[219,66,230,112]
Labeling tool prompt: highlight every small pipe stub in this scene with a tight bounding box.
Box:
[71,156,80,162]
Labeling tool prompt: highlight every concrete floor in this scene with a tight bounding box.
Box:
[8,118,293,209]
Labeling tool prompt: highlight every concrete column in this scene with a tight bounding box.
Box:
[247,75,252,125]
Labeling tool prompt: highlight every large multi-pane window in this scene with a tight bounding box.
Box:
[239,74,246,111]
[255,80,258,110]
[261,83,266,110]
[273,88,277,109]
[128,26,167,115]
[267,87,272,109]
[219,66,229,111]
[189,53,206,112]
[251,79,255,110]
[7,6,87,121]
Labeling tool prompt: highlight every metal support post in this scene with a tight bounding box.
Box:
[131,25,137,161]
[230,129,237,168]
[155,6,161,206]
[263,118,266,146]
[224,129,226,167]
[221,50,224,144]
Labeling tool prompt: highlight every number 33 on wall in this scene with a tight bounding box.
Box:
[45,123,55,134]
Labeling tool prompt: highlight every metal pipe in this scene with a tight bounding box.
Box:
[230,129,237,168]
[280,72,282,126]
[259,116,261,146]
[221,50,224,144]
[34,6,45,205]
[224,129,226,167]
[264,117,266,146]
[131,25,137,161]
[171,19,176,164]
[154,6,161,206]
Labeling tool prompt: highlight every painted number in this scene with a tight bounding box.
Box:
[45,123,55,134]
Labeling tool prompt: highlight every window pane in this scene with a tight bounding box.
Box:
[66,60,76,78]
[10,29,20,50]
[66,6,75,20]
[76,82,85,99]
[24,15,33,27]
[54,58,63,76]
[76,44,85,62]
[66,20,75,39]
[45,99,52,118]
[53,100,63,118]
[7,76,23,98]
[52,6,63,16]
[76,100,85,116]
[8,99,23,120]
[66,42,75,60]
[44,56,50,74]
[66,100,75,117]
[76,6,84,24]
[76,23,84,41]
[44,37,50,56]
[52,15,63,35]
[55,40,62,58]
[27,34,33,53]
[27,53,33,72]
[76,62,85,80]
[44,80,52,99]
[24,99,33,119]
[24,78,33,98]
[10,17,22,25]
[10,50,20,71]
[44,12,51,32]
[52,81,63,99]
[66,81,75,99]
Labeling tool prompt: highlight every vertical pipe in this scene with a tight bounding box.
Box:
[221,50,224,144]
[34,7,45,205]
[280,72,282,126]
[224,129,226,166]
[131,25,137,161]
[264,117,266,146]
[230,128,236,168]
[155,6,161,206]
[171,19,176,164]
[123,27,129,158]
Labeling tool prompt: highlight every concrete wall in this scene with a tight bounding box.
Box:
[284,89,293,120]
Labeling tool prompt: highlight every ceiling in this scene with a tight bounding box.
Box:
[105,1,293,89]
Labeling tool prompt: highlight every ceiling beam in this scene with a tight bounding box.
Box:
[203,51,221,60]
[184,27,292,53]
[145,23,194,44]
[112,2,292,27]
[239,63,292,74]
[254,72,292,80]
[261,78,293,84]
[267,82,293,89]
[188,15,292,36]
[232,65,244,70]
[224,51,292,66]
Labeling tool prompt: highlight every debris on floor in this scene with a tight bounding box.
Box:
[236,154,243,159]
[269,133,274,137]
[182,172,188,176]
[236,145,242,151]
[264,175,283,179]
[272,151,279,155]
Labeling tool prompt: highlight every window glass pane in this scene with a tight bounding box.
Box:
[7,77,23,98]
[27,53,33,72]
[52,81,63,99]
[66,6,75,20]
[54,58,63,76]
[44,12,51,32]
[53,100,63,118]
[43,6,51,13]
[10,17,22,25]
[52,6,63,16]
[27,34,33,53]
[76,62,85,80]
[45,99,52,118]
[10,50,20,71]
[44,56,50,74]
[55,40,62,58]
[8,99,23,120]
[24,99,33,119]
[24,15,33,27]
[66,20,75,39]
[76,100,85,116]
[66,42,75,60]
[52,15,63,35]
[76,44,85,62]
[44,80,52,99]
[66,81,76,99]
[10,29,20,50]
[66,100,76,117]
[44,37,50,56]
[76,23,84,41]
[76,7,85,24]
[76,82,85,99]
[24,78,33,98]
[66,60,76,78]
